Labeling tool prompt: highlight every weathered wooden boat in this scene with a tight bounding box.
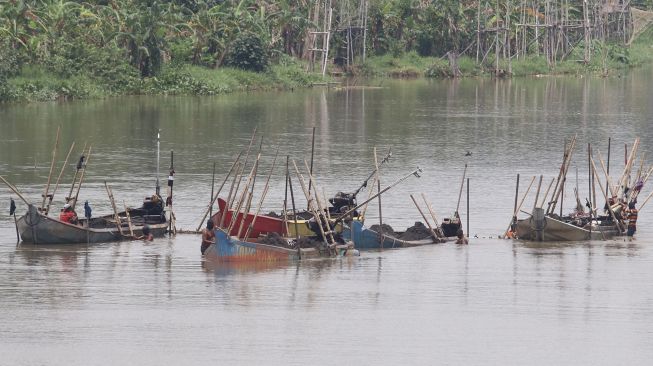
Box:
[513,208,620,241]
[204,228,359,262]
[342,220,448,249]
[17,201,167,244]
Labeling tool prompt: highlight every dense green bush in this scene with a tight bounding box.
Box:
[225,33,269,72]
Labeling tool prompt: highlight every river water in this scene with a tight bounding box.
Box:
[1,67,653,365]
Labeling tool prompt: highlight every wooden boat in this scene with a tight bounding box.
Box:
[342,220,447,249]
[17,201,167,244]
[514,208,620,241]
[210,197,352,239]
[203,228,359,262]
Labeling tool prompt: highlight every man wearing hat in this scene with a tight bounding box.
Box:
[59,203,78,224]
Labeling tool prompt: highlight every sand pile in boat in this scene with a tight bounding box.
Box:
[369,224,397,237]
[399,222,433,241]
[266,211,281,218]
[257,232,289,247]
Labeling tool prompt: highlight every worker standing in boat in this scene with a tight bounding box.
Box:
[59,204,78,224]
[626,201,638,240]
[201,220,215,254]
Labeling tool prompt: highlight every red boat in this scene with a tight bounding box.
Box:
[210,198,288,239]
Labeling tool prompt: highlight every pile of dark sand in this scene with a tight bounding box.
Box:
[398,221,434,241]
[257,232,289,247]
[369,224,397,237]
[266,211,281,218]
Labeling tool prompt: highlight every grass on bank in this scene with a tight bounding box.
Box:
[358,27,653,78]
[1,56,325,103]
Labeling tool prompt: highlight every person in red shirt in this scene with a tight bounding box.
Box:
[59,204,78,224]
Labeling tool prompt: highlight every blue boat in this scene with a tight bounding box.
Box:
[204,229,359,262]
[343,220,444,249]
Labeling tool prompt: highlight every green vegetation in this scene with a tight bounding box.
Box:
[1,0,653,103]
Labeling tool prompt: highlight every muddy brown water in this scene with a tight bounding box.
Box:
[2,67,653,365]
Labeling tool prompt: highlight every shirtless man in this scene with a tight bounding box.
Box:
[201,220,215,254]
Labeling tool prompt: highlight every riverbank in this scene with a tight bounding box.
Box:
[2,29,652,103]
[0,57,325,103]
[357,28,653,78]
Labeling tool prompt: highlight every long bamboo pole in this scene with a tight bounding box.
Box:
[374,147,383,236]
[67,142,87,203]
[456,163,468,216]
[195,151,243,231]
[302,159,336,245]
[0,176,31,205]
[209,162,216,217]
[104,182,123,235]
[287,164,300,241]
[307,126,317,203]
[421,193,444,238]
[219,162,241,229]
[41,126,61,211]
[45,141,75,216]
[539,178,555,208]
[292,160,330,247]
[236,142,263,239]
[503,175,536,237]
[230,129,257,209]
[410,194,439,242]
[244,148,280,239]
[71,146,92,211]
[590,157,624,233]
[123,201,135,238]
[532,175,543,212]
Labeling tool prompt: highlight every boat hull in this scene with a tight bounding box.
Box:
[17,204,167,244]
[343,221,439,249]
[205,229,358,262]
[514,215,619,241]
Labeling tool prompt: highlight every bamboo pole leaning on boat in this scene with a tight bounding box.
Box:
[307,126,316,204]
[503,175,536,238]
[421,193,444,238]
[196,151,243,231]
[67,142,87,203]
[71,146,92,211]
[410,194,440,242]
[283,156,290,236]
[123,200,135,238]
[227,159,259,237]
[45,141,75,216]
[638,190,653,211]
[104,182,123,235]
[41,126,61,211]
[230,129,257,209]
[236,141,263,239]
[287,159,300,240]
[243,148,280,239]
[374,147,383,241]
[532,175,543,212]
[292,160,331,248]
[219,162,241,229]
[302,159,337,246]
[538,178,555,208]
[590,157,624,233]
[597,150,618,198]
[548,136,577,215]
[0,176,31,205]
